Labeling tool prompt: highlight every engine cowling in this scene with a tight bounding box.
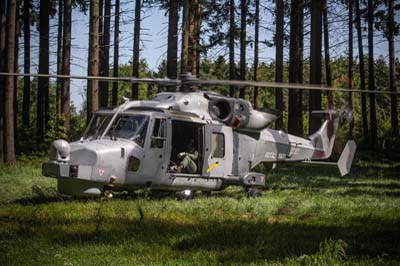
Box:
[206,93,280,131]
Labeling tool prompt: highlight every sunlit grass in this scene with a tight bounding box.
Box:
[0,157,400,265]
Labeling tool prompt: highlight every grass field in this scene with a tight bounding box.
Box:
[1,156,400,266]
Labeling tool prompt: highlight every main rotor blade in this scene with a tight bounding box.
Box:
[1,72,399,95]
[191,79,400,95]
[0,72,181,86]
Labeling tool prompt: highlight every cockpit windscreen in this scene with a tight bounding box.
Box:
[105,115,149,146]
[83,114,113,140]
[83,114,149,146]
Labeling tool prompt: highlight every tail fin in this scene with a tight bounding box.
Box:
[308,108,353,160]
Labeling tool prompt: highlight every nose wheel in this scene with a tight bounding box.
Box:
[103,190,113,199]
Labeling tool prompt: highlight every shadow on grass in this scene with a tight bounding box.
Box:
[14,196,68,205]
[9,214,399,264]
[268,165,400,193]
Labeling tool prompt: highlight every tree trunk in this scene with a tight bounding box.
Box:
[288,0,302,136]
[229,0,235,97]
[97,0,103,105]
[13,6,19,154]
[322,0,332,108]
[355,0,368,137]
[37,0,50,144]
[0,0,6,161]
[388,0,398,136]
[239,0,247,99]
[131,0,141,100]
[188,0,201,76]
[275,0,284,130]
[188,0,198,75]
[112,0,120,106]
[195,2,201,77]
[22,0,31,127]
[61,0,71,131]
[56,0,62,117]
[87,1,93,124]
[167,0,178,81]
[4,0,17,164]
[309,0,322,135]
[298,1,303,135]
[100,0,110,107]
[88,0,100,121]
[348,0,354,136]
[253,0,259,109]
[367,0,377,148]
[181,0,189,76]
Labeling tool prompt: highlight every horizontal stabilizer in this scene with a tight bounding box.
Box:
[300,140,356,176]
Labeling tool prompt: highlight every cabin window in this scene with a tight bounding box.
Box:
[211,133,225,158]
[128,156,140,172]
[151,118,167,148]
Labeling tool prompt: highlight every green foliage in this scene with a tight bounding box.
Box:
[44,115,68,146]
[297,239,348,266]
[194,55,399,144]
[111,59,154,104]
[14,53,399,155]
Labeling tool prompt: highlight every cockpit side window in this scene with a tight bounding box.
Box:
[151,118,167,148]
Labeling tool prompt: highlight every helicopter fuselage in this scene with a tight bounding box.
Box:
[42,91,355,196]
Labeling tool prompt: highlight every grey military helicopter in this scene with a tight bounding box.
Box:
[42,73,357,198]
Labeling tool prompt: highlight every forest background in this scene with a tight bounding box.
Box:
[0,0,399,165]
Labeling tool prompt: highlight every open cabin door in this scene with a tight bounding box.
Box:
[169,120,204,175]
[203,125,233,178]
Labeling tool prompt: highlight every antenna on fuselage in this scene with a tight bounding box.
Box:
[122,96,130,103]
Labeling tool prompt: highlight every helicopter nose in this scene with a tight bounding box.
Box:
[49,139,71,162]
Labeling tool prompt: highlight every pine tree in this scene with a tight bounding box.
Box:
[132,0,141,100]
[88,0,100,122]
[288,0,302,136]
[167,0,179,81]
[61,0,72,131]
[387,0,398,136]
[229,0,236,97]
[4,0,17,164]
[367,0,377,148]
[355,0,368,137]
[37,0,50,143]
[309,0,323,135]
[112,0,120,105]
[239,0,247,99]
[275,0,284,129]
[253,0,259,109]
[22,0,31,127]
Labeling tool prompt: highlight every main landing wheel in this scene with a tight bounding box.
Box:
[177,190,196,200]
[246,187,262,198]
